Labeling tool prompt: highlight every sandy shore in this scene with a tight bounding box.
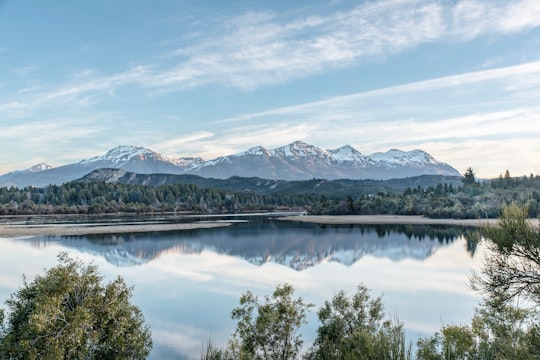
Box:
[279,215,539,227]
[2,214,538,237]
[0,221,232,237]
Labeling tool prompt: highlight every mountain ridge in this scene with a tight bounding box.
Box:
[79,168,463,198]
[0,142,461,188]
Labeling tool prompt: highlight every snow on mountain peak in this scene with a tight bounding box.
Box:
[0,141,460,188]
[171,157,205,168]
[271,141,333,161]
[28,163,53,172]
[6,162,53,175]
[103,145,156,162]
[237,146,270,157]
[328,145,366,162]
[80,145,170,165]
[370,149,436,166]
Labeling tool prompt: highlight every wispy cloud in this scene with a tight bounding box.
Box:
[0,117,110,169]
[451,0,540,36]
[137,0,540,91]
[2,0,539,113]
[151,131,215,157]
[213,60,540,125]
[0,119,105,143]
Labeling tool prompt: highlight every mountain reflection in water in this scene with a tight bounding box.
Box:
[22,218,477,270]
[4,216,484,359]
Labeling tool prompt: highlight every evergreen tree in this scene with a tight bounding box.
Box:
[462,167,477,186]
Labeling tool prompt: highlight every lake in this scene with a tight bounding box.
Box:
[0,214,485,359]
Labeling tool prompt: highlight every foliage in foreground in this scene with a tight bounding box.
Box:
[417,305,540,359]
[203,283,539,360]
[305,284,411,360]
[0,253,152,360]
[472,204,540,307]
[201,284,411,360]
[228,284,312,360]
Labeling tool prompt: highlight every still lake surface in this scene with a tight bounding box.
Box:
[0,214,485,359]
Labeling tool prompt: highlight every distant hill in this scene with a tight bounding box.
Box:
[0,142,461,188]
[78,168,463,198]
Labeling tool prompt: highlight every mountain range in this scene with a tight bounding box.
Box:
[0,141,461,188]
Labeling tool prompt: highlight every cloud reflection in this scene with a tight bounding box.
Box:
[0,221,484,358]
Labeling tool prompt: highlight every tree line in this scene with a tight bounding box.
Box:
[0,181,315,215]
[1,169,539,218]
[310,170,540,218]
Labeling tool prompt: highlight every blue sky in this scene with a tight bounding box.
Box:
[1,0,540,178]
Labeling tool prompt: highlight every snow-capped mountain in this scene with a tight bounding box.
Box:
[328,145,374,166]
[188,141,342,180]
[0,163,54,187]
[78,145,201,174]
[186,141,460,180]
[371,149,438,167]
[0,146,199,188]
[4,162,53,174]
[0,141,461,188]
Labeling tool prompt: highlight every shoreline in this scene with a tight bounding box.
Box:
[0,221,232,237]
[2,214,538,237]
[278,215,539,227]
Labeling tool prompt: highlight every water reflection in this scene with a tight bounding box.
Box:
[1,217,483,359]
[22,220,476,270]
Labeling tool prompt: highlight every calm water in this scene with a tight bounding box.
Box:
[0,215,485,359]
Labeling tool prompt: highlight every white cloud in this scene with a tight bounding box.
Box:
[0,117,111,172]
[0,119,105,142]
[213,60,540,125]
[134,0,540,91]
[1,0,539,113]
[497,0,540,33]
[151,131,215,156]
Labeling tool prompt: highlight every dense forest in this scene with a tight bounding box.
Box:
[311,171,540,218]
[1,170,539,218]
[0,181,315,215]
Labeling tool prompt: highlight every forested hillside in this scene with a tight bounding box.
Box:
[0,171,539,218]
[79,169,462,197]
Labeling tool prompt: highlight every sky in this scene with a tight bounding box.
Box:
[1,0,540,178]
